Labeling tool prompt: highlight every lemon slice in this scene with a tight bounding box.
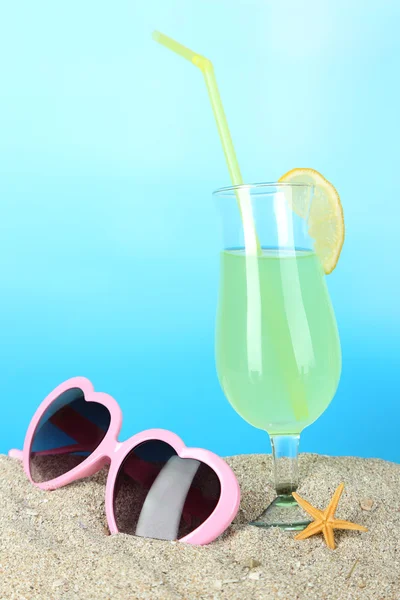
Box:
[278,168,345,274]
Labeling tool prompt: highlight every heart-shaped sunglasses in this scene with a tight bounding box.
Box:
[9,377,240,545]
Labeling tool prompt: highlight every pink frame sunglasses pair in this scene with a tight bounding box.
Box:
[9,377,240,545]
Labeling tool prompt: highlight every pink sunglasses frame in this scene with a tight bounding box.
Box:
[9,377,240,545]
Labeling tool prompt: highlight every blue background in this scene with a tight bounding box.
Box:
[1,1,399,461]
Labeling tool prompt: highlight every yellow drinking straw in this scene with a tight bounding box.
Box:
[153,31,308,421]
[152,31,261,257]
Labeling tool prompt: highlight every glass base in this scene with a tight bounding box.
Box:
[250,494,310,531]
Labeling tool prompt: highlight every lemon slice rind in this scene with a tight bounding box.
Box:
[278,168,344,274]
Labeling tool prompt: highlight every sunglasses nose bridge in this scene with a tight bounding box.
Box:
[95,438,121,468]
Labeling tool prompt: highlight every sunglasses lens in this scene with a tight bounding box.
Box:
[113,440,221,541]
[30,388,111,483]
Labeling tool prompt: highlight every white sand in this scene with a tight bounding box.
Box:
[0,453,399,599]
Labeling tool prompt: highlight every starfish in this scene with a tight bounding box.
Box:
[292,483,368,550]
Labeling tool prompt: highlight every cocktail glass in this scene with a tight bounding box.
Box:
[215,182,342,530]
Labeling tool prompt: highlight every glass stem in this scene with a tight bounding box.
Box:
[270,434,300,496]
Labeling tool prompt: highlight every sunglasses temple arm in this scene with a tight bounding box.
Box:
[8,449,23,461]
[136,457,201,540]
[32,444,95,457]
[8,444,94,460]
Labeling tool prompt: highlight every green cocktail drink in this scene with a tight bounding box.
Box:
[213,182,342,529]
[216,249,341,435]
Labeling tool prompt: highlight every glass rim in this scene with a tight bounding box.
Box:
[213,181,314,196]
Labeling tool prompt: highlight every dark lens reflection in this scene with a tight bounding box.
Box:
[30,388,111,483]
[113,440,221,540]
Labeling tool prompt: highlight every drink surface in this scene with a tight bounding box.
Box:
[216,249,341,434]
